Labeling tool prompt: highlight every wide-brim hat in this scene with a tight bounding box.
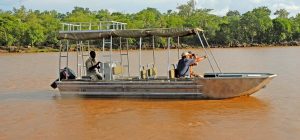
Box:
[181,52,189,57]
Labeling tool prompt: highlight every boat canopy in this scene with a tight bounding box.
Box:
[58,28,203,40]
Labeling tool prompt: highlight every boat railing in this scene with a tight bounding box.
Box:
[60,21,127,31]
[58,21,128,81]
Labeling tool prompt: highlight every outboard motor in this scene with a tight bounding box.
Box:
[50,67,76,89]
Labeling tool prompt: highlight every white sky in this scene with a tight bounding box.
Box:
[0,0,299,17]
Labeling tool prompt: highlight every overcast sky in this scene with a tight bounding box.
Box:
[0,0,300,17]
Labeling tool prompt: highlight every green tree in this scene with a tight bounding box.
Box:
[23,11,45,46]
[240,7,273,43]
[274,9,289,18]
[0,12,17,46]
[177,0,197,17]
[291,14,300,40]
[272,18,292,42]
[40,10,61,45]
[134,7,162,28]
[13,5,27,22]
[64,7,97,22]
[216,10,241,45]
[163,10,184,28]
[96,9,111,21]
[176,0,222,43]
[226,10,240,17]
[0,5,299,48]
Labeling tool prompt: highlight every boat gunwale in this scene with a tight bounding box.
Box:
[56,73,276,84]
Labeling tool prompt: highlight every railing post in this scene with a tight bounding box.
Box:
[139,37,142,79]
[177,36,180,60]
[109,35,113,80]
[58,40,62,81]
[152,36,156,66]
[167,37,171,79]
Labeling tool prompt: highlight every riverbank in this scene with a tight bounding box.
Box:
[0,46,59,53]
[1,42,300,53]
[211,41,300,48]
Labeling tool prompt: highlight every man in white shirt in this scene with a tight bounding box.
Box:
[85,51,102,80]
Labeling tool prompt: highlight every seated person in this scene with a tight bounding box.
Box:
[177,52,207,78]
[85,51,102,81]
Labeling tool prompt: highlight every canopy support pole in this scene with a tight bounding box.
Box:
[80,41,85,76]
[152,36,156,66]
[202,32,222,73]
[76,41,79,77]
[119,37,123,78]
[102,38,105,74]
[167,37,171,79]
[177,36,180,60]
[139,37,142,79]
[66,40,69,67]
[195,31,216,76]
[58,40,69,81]
[126,39,130,77]
[58,40,62,81]
[109,35,113,80]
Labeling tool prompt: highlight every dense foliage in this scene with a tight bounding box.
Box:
[0,0,300,47]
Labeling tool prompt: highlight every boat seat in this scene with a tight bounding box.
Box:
[169,69,175,79]
[168,64,177,79]
[140,69,147,79]
[113,65,123,75]
[147,64,157,79]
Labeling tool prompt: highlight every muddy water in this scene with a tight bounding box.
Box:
[0,47,299,140]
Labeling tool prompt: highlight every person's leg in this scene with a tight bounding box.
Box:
[90,75,98,81]
[95,73,103,80]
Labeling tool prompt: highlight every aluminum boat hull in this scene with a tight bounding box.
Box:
[56,73,276,99]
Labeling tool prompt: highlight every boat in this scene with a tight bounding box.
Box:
[53,21,276,99]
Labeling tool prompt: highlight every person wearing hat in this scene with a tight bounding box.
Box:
[176,51,207,78]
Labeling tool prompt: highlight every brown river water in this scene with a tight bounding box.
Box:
[0,47,299,140]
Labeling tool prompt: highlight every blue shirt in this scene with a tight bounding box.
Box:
[177,58,195,77]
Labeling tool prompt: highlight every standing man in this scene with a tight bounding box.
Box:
[85,51,102,80]
[177,52,207,78]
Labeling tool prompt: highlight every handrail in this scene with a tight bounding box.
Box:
[60,21,127,31]
[195,31,216,76]
[202,32,222,73]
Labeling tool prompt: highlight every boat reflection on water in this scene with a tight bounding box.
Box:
[49,96,269,139]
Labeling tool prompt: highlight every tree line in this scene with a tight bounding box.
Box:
[0,0,300,48]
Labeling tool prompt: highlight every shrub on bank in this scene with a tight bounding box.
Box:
[0,46,59,53]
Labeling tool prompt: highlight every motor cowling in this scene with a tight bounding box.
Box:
[50,67,76,89]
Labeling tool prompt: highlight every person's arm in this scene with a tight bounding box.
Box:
[88,62,101,71]
[195,55,207,63]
